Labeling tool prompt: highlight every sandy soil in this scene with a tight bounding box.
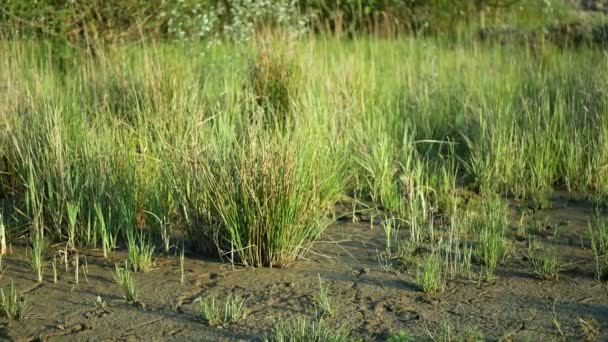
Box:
[0,195,607,341]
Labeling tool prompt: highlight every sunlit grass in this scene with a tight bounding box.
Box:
[0,35,607,275]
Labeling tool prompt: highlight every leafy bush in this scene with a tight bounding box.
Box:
[0,0,574,44]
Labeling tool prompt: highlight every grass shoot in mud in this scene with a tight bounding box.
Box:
[126,230,155,273]
[315,275,334,318]
[113,262,140,303]
[51,254,57,283]
[195,293,248,326]
[0,281,27,320]
[264,316,350,342]
[180,244,185,284]
[416,251,445,294]
[530,247,561,280]
[28,231,45,283]
[589,215,608,281]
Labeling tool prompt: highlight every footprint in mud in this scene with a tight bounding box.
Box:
[193,272,223,288]
[173,288,208,313]
[56,323,92,333]
[83,308,111,319]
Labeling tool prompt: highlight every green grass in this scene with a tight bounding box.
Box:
[0,281,28,320]
[315,275,333,318]
[1,31,608,275]
[94,295,107,309]
[113,262,140,303]
[126,230,155,272]
[429,322,486,342]
[589,215,608,281]
[386,331,417,342]
[179,244,185,284]
[194,293,248,326]
[416,251,445,293]
[264,317,350,342]
[530,247,561,280]
[462,198,509,280]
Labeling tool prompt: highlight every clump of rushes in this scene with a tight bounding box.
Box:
[315,275,333,317]
[176,129,344,267]
[28,231,45,283]
[416,251,445,293]
[589,215,608,281]
[0,281,28,320]
[530,247,561,280]
[113,262,139,303]
[195,293,248,326]
[127,230,155,272]
[264,317,350,342]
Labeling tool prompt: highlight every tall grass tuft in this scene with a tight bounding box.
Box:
[416,251,445,293]
[175,129,345,267]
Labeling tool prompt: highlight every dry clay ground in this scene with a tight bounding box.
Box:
[1,193,607,341]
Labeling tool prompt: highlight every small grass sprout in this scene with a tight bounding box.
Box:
[530,248,561,280]
[127,231,155,272]
[28,232,45,283]
[589,215,608,281]
[264,317,350,342]
[416,251,445,293]
[94,295,107,309]
[113,261,140,303]
[315,275,333,317]
[195,293,248,326]
[52,254,57,283]
[0,281,28,320]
